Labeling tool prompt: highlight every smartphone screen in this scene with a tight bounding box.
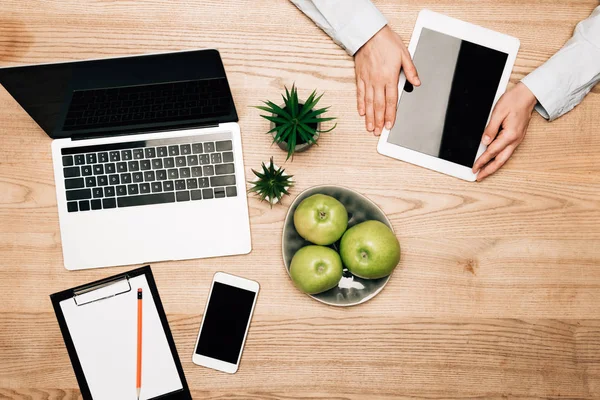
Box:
[195,282,256,364]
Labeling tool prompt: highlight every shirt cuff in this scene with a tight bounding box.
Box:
[337,3,388,56]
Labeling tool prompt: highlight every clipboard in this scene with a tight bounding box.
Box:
[50,266,192,400]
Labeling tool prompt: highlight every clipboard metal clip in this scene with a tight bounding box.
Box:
[73,275,132,306]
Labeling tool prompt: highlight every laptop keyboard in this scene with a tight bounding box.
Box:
[63,78,231,131]
[60,134,237,213]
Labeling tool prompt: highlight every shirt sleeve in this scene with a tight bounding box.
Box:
[521,6,600,121]
[289,0,388,56]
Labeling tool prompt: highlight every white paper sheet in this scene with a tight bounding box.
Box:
[60,275,183,400]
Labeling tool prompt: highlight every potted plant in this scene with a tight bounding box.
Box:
[248,157,294,208]
[255,84,337,160]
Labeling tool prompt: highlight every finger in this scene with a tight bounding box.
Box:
[384,83,399,130]
[473,130,514,172]
[402,51,420,86]
[373,86,386,136]
[476,145,516,181]
[481,103,505,147]
[365,85,374,133]
[356,78,366,116]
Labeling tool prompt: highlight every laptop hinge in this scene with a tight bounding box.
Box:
[71,122,220,141]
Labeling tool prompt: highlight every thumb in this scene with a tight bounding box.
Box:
[402,52,420,86]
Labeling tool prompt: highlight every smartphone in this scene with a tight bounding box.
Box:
[192,272,259,373]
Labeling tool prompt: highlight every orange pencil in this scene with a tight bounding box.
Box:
[136,288,143,400]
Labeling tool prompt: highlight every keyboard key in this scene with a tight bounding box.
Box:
[133,149,144,159]
[180,168,191,178]
[65,178,84,189]
[202,188,214,199]
[180,144,191,155]
[116,185,127,196]
[67,201,78,212]
[118,193,175,208]
[222,152,234,163]
[175,180,186,190]
[117,162,127,173]
[86,153,97,164]
[204,142,215,152]
[191,167,203,177]
[144,171,156,181]
[109,174,120,185]
[128,184,139,195]
[216,140,233,151]
[215,163,235,175]
[214,187,226,198]
[175,156,186,167]
[210,174,236,187]
[67,189,92,201]
[187,155,198,166]
[81,166,93,176]
[85,177,97,187]
[157,146,168,157]
[156,170,167,180]
[74,155,86,165]
[151,159,163,169]
[168,145,179,156]
[62,155,74,166]
[199,154,210,165]
[92,187,103,198]
[79,200,91,211]
[198,177,210,188]
[133,172,144,183]
[128,160,140,172]
[91,199,102,210]
[211,153,222,164]
[121,173,132,184]
[104,186,115,197]
[192,143,203,154]
[151,182,162,192]
[203,165,214,176]
[102,198,116,209]
[64,166,80,178]
[163,181,174,191]
[186,178,198,189]
[93,164,104,175]
[176,191,190,202]
[168,169,179,179]
[97,175,108,186]
[98,152,109,163]
[226,186,237,197]
[145,148,156,158]
[191,190,202,200]
[140,183,151,193]
[109,151,120,161]
[105,163,116,174]
[121,150,132,160]
[164,157,175,168]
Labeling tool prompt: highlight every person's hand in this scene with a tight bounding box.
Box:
[473,82,538,181]
[355,25,420,136]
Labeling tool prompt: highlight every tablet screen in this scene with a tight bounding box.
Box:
[388,28,508,167]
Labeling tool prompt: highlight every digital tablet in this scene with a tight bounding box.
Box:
[377,9,520,181]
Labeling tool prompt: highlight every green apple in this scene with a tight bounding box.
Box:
[293,194,348,245]
[289,245,343,294]
[340,220,400,279]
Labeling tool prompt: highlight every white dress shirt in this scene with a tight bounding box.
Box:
[292,1,600,122]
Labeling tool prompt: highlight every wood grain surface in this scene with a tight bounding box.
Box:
[1,1,599,399]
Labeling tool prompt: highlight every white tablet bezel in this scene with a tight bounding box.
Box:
[192,272,259,374]
[377,9,520,181]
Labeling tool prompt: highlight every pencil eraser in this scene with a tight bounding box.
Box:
[138,288,142,293]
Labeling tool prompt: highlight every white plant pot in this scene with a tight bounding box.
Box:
[251,163,293,206]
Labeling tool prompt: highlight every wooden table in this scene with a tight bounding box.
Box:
[1,1,599,398]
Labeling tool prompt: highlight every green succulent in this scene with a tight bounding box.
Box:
[248,157,294,207]
[254,84,337,160]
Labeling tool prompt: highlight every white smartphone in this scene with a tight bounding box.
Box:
[192,272,259,373]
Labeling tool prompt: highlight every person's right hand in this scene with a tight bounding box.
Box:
[354,25,420,136]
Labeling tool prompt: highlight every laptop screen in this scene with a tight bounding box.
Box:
[0,49,237,139]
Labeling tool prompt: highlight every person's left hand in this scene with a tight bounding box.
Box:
[473,82,538,181]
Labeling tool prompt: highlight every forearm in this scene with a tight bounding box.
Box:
[521,6,600,121]
[289,0,387,55]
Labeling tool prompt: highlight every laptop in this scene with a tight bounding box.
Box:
[0,49,252,270]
